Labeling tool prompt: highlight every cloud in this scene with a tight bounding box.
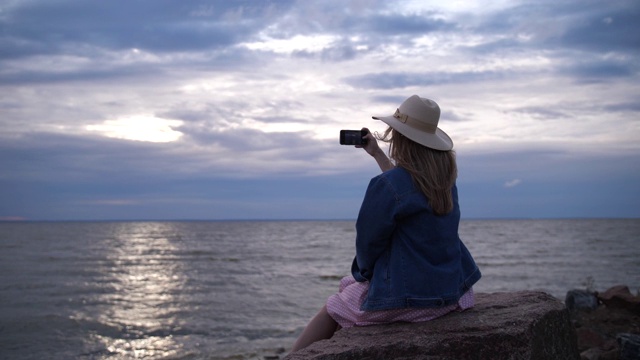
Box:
[604,102,640,113]
[504,179,523,188]
[343,70,509,89]
[0,216,27,221]
[79,199,139,206]
[357,12,455,35]
[558,3,640,54]
[509,107,570,120]
[559,59,637,83]
[86,116,184,142]
[0,1,293,57]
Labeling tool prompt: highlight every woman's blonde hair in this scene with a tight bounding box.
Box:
[378,127,457,215]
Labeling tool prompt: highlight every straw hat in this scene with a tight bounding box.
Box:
[372,95,453,151]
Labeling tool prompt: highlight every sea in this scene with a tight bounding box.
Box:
[0,219,639,359]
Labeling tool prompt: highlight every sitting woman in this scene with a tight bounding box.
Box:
[291,95,482,352]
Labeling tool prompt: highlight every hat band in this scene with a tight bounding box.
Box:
[393,109,437,134]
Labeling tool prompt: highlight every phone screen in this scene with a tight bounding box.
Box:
[340,130,367,145]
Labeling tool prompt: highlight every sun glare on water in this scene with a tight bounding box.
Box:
[86,115,183,143]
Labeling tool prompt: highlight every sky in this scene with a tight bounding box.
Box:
[1,0,639,221]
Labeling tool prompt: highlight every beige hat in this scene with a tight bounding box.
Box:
[372,95,453,151]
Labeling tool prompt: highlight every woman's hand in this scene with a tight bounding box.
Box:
[356,127,393,172]
[355,127,378,156]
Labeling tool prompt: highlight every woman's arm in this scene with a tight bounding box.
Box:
[352,174,397,282]
[356,128,393,172]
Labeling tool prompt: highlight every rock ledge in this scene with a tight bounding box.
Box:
[286,291,579,360]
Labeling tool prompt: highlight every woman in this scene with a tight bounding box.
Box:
[291,95,481,352]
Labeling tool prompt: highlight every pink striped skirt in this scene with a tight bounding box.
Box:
[326,275,474,328]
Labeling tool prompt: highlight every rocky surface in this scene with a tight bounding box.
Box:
[567,285,640,360]
[285,291,579,360]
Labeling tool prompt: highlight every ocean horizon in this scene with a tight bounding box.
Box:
[2,216,638,222]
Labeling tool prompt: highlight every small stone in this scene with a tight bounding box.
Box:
[599,349,619,360]
[598,285,640,314]
[580,347,603,360]
[617,333,640,360]
[566,289,599,312]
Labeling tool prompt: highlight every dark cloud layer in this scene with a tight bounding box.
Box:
[0,0,294,57]
[558,4,640,53]
[344,70,510,89]
[2,0,638,86]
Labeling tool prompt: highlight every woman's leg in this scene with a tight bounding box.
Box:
[291,305,339,352]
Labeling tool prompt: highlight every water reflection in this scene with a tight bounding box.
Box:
[93,222,187,358]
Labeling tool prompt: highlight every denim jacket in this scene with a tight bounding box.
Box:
[351,167,481,311]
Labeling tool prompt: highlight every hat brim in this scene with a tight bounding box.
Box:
[372,115,453,151]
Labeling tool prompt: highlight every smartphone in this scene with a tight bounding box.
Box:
[340,129,368,146]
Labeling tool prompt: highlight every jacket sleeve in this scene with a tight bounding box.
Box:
[351,174,398,282]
